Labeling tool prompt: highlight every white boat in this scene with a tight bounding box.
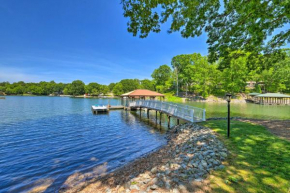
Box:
[91,105,108,114]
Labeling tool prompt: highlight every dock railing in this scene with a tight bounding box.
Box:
[129,100,206,122]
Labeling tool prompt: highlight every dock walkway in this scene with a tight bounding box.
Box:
[129,100,206,123]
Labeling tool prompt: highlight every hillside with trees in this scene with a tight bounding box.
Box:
[1,49,289,97]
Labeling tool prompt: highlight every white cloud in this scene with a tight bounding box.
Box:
[0,67,42,83]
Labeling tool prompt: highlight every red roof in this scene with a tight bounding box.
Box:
[121,89,165,97]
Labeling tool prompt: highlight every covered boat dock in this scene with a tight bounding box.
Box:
[246,92,261,103]
[121,89,165,106]
[255,93,290,105]
[120,89,206,126]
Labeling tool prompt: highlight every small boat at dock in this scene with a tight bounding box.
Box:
[0,96,5,99]
[91,105,109,114]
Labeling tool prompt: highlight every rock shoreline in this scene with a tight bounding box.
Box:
[186,95,247,104]
[61,123,228,193]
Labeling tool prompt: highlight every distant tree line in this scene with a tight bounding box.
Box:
[152,49,290,98]
[0,79,155,96]
[1,49,289,98]
[0,80,109,96]
[155,49,290,97]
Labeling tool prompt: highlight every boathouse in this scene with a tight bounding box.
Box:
[255,93,290,105]
[121,89,165,100]
[121,89,165,107]
[121,89,206,125]
[246,93,261,103]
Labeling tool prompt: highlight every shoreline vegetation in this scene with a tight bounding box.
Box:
[1,50,290,100]
[56,120,290,193]
[2,93,249,104]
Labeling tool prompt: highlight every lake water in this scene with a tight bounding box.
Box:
[185,101,290,120]
[1,97,289,192]
[0,96,167,193]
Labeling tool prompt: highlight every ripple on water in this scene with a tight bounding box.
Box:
[0,97,166,192]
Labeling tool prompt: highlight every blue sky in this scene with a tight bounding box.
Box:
[0,0,208,84]
[1,1,288,85]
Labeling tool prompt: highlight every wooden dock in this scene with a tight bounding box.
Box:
[91,100,206,128]
[129,100,206,123]
[109,105,124,110]
[91,105,124,114]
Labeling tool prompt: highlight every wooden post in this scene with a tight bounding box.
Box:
[140,107,142,116]
[155,111,157,121]
[168,116,171,128]
[159,112,162,125]
[177,119,180,125]
[147,109,149,118]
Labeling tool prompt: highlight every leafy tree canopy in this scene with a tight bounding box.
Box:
[119,79,141,93]
[151,64,173,92]
[69,80,85,96]
[112,83,124,96]
[140,79,155,90]
[122,0,290,61]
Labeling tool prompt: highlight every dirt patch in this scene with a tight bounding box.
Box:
[237,119,290,141]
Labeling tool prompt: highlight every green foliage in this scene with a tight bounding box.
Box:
[100,85,109,95]
[0,81,66,95]
[2,49,290,96]
[151,64,172,93]
[119,79,140,93]
[112,83,124,96]
[122,0,290,61]
[201,120,290,193]
[85,82,101,95]
[164,93,183,103]
[222,51,249,94]
[108,83,116,91]
[68,80,85,96]
[140,79,155,90]
[150,50,290,96]
[254,84,262,93]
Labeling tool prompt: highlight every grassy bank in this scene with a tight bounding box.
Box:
[164,93,183,102]
[200,120,290,193]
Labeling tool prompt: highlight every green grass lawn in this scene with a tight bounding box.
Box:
[164,93,183,102]
[200,120,290,193]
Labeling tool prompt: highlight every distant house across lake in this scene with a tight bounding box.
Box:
[247,93,290,105]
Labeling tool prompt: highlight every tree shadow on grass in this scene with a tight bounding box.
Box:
[203,120,290,193]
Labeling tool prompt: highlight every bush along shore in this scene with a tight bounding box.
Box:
[61,123,228,193]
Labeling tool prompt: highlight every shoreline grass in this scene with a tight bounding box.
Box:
[164,93,183,102]
[200,120,290,193]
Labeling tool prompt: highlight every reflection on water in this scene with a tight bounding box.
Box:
[0,96,167,192]
[184,101,290,120]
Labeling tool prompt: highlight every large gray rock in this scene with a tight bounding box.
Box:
[201,160,208,168]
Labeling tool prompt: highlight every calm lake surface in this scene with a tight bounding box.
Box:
[185,101,290,120]
[0,96,167,193]
[1,97,289,192]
